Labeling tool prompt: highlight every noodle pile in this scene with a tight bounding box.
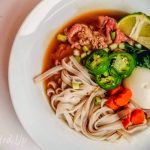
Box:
[34,56,147,142]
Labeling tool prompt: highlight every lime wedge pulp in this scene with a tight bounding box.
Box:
[118,12,150,49]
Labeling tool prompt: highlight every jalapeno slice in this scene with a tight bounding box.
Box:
[85,50,109,75]
[109,52,136,78]
[96,69,122,90]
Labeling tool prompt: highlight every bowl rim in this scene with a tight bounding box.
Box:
[8,0,62,148]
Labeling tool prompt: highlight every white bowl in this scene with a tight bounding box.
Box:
[9,0,150,150]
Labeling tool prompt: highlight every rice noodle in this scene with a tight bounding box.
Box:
[126,120,148,134]
[34,65,63,83]
[106,132,121,142]
[118,129,132,142]
[69,56,97,86]
[62,58,95,85]
[47,81,57,89]
[34,56,148,142]
[47,88,55,97]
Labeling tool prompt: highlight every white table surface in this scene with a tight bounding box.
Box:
[0,0,41,149]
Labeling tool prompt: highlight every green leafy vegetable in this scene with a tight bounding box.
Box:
[125,44,150,69]
[137,52,150,69]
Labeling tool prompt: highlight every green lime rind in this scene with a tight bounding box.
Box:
[118,12,150,49]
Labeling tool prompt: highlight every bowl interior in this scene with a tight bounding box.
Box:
[9,0,150,150]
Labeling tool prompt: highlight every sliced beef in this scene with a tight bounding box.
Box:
[65,16,132,50]
[66,24,107,49]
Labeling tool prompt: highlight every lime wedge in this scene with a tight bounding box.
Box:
[118,12,150,49]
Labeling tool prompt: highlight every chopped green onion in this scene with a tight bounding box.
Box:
[73,49,80,56]
[103,48,110,52]
[95,97,101,105]
[81,53,87,59]
[87,51,91,55]
[109,43,118,50]
[111,31,116,40]
[75,56,81,63]
[119,43,125,49]
[72,82,80,90]
[135,43,142,49]
[57,34,67,42]
[82,46,89,52]
[128,40,134,46]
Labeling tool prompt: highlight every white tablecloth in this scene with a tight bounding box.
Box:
[0,0,41,149]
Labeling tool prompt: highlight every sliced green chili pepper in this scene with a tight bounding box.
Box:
[96,69,122,90]
[85,50,109,75]
[109,52,136,78]
[110,31,116,40]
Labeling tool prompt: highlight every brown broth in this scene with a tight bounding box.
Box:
[42,10,128,94]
